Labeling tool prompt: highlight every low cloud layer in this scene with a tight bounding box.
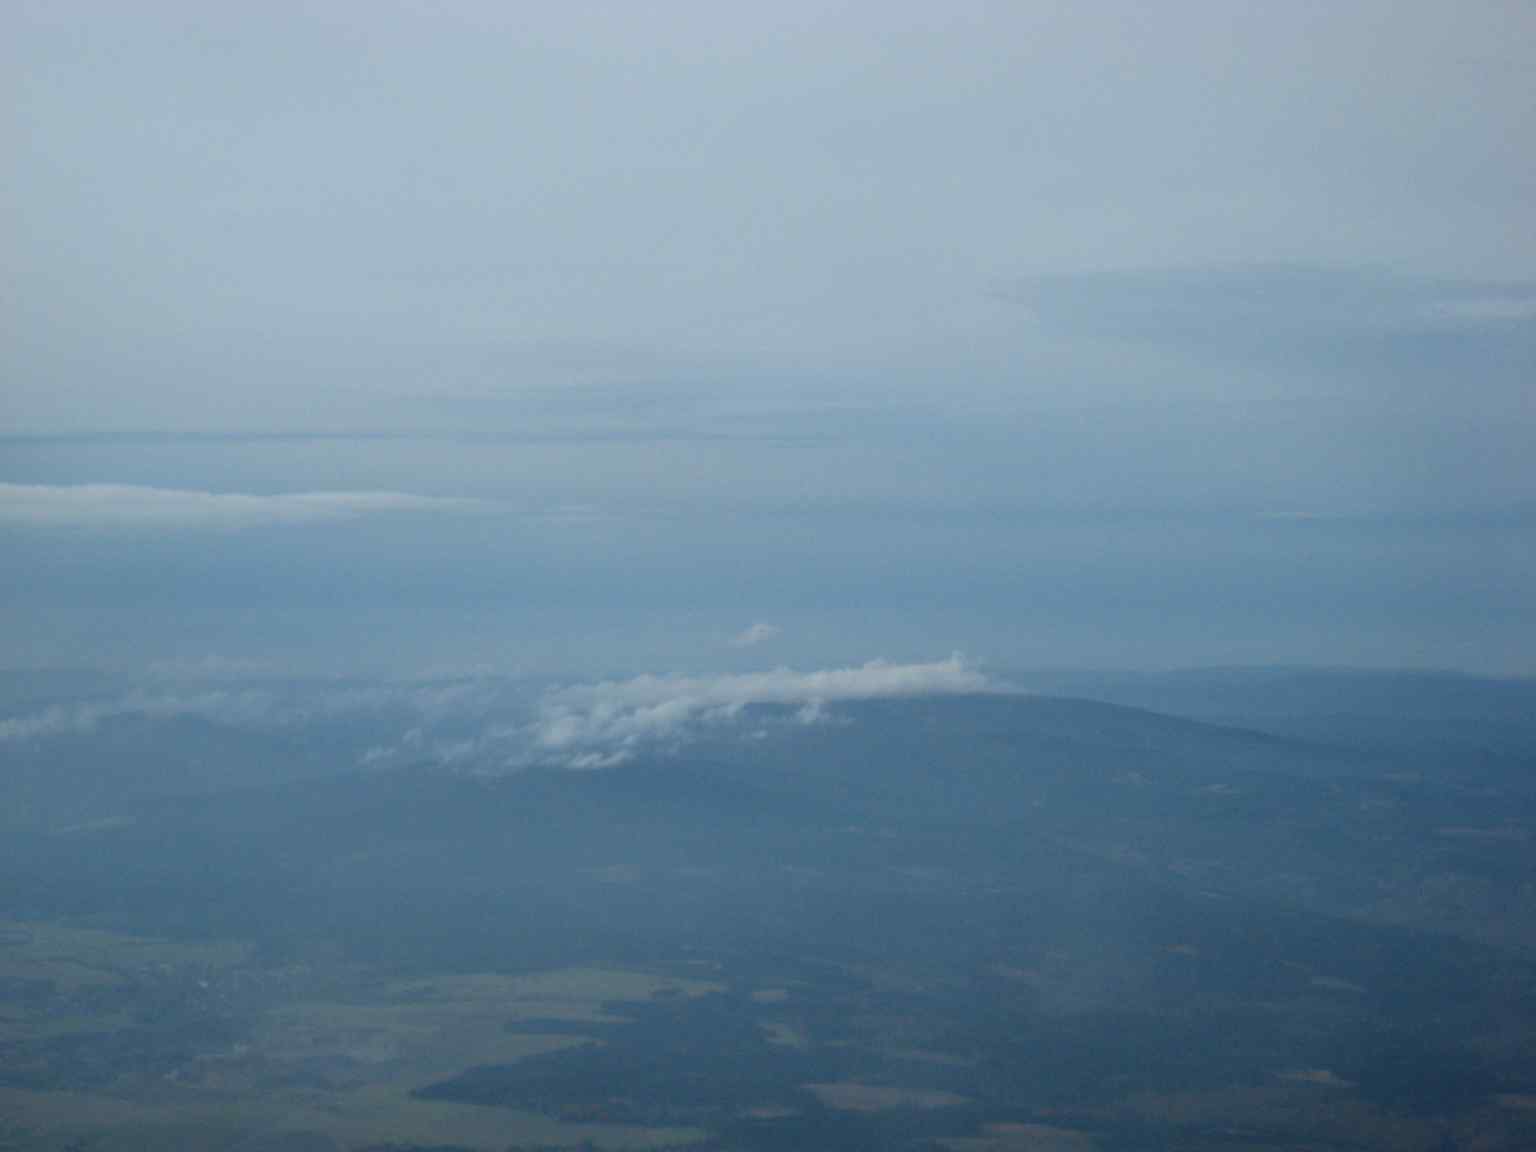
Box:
[0,484,478,529]
[0,677,515,744]
[0,656,993,772]
[0,689,278,742]
[530,656,989,767]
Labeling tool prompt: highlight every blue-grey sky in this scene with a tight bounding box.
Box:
[2,2,1533,675]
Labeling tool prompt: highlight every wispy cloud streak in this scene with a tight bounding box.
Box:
[729,622,781,648]
[0,484,478,529]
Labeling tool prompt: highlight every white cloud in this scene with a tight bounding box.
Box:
[0,483,478,529]
[527,655,988,766]
[729,621,781,648]
[0,657,992,772]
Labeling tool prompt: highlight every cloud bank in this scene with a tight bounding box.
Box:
[529,655,988,768]
[0,484,478,529]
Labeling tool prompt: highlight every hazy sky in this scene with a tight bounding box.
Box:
[3,2,1533,675]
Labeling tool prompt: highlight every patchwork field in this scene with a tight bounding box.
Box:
[6,682,1536,1150]
[0,921,713,1151]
